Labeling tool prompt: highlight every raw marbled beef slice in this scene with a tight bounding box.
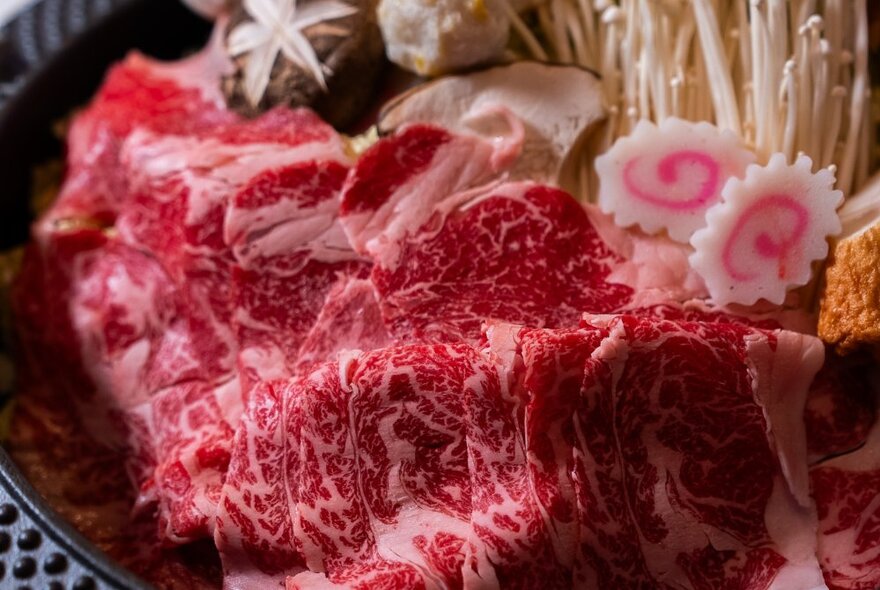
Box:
[117,108,351,380]
[220,343,500,589]
[25,105,358,545]
[40,28,234,234]
[811,401,880,589]
[572,315,825,589]
[14,226,239,543]
[226,157,367,388]
[518,326,609,576]
[112,109,357,541]
[458,322,575,590]
[340,125,633,343]
[803,355,876,463]
[340,122,521,259]
[131,378,244,542]
[215,378,307,589]
[375,183,632,341]
[292,344,483,588]
[293,276,391,372]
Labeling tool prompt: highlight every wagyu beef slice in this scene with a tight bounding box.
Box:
[20,88,362,547]
[340,124,634,343]
[215,378,307,589]
[370,183,633,342]
[132,378,244,542]
[116,107,353,378]
[112,105,362,539]
[471,317,824,590]
[14,228,211,439]
[294,276,391,372]
[811,400,880,589]
[43,31,234,233]
[572,315,825,590]
[218,343,500,589]
[518,326,609,572]
[340,123,521,260]
[803,355,876,463]
[226,156,369,387]
[462,325,609,590]
[14,227,238,541]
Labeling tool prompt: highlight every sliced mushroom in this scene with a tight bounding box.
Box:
[378,61,607,193]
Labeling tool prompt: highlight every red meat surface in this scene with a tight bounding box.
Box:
[212,316,828,589]
[42,36,235,233]
[340,126,635,343]
[13,43,365,548]
[9,33,880,590]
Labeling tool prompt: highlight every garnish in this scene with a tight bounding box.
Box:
[690,154,843,306]
[227,0,357,107]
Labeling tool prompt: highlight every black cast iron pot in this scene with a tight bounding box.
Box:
[0,1,212,587]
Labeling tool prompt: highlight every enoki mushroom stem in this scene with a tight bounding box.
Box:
[507,0,875,201]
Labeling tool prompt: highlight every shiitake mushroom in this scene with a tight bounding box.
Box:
[223,0,386,130]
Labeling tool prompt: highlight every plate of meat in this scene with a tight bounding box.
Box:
[0,1,879,589]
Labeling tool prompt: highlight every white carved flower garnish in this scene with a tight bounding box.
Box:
[228,0,358,107]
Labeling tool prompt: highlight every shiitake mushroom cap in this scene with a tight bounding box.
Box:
[223,0,387,130]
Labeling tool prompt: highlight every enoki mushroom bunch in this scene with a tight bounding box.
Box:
[506,0,874,199]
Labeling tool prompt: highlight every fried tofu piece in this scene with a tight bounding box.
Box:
[820,224,880,353]
[819,174,880,353]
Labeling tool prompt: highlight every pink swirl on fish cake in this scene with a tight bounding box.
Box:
[622,150,721,211]
[721,194,809,282]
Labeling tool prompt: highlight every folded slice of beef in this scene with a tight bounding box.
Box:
[340,122,792,354]
[13,227,216,442]
[811,390,880,589]
[339,124,635,344]
[113,107,359,541]
[18,67,363,544]
[214,378,307,588]
[130,378,244,542]
[13,226,237,541]
[224,154,368,389]
[293,276,391,372]
[340,123,520,261]
[117,107,354,379]
[218,343,495,589]
[461,324,599,590]
[11,234,225,588]
[803,355,876,464]
[468,316,825,589]
[369,182,634,342]
[214,313,825,589]
[291,346,468,590]
[41,29,235,235]
[518,326,610,579]
[570,315,824,589]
